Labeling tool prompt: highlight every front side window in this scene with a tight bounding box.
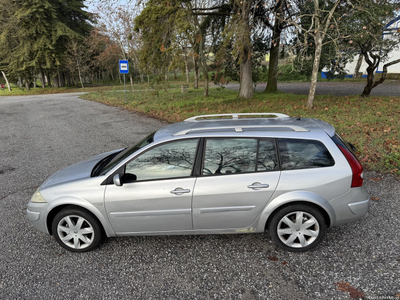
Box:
[278,138,335,170]
[100,132,155,175]
[125,139,199,181]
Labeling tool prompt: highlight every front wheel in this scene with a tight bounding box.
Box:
[268,204,326,252]
[51,206,104,252]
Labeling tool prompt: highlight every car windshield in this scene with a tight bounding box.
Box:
[99,132,155,175]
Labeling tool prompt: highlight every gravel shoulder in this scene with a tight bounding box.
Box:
[0,94,399,299]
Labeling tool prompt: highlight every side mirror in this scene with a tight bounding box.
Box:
[123,173,137,183]
[113,174,123,187]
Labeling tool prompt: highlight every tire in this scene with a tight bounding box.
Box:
[51,206,104,252]
[268,204,326,252]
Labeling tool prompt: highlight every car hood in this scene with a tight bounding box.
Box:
[40,149,122,189]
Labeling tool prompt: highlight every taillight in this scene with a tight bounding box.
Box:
[337,144,363,187]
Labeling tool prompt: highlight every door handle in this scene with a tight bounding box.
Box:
[170,188,191,195]
[247,182,269,190]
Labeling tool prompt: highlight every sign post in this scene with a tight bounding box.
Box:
[119,60,129,102]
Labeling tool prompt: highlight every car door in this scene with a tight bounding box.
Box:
[192,138,281,230]
[104,138,199,234]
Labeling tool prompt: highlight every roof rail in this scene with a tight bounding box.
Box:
[173,125,308,136]
[185,113,290,122]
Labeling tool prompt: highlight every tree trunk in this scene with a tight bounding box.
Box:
[1,71,12,91]
[193,57,199,89]
[238,1,253,99]
[307,33,323,109]
[18,77,22,89]
[53,74,59,88]
[66,71,72,86]
[129,75,134,93]
[265,35,281,93]
[23,77,30,90]
[147,74,150,83]
[361,67,374,97]
[353,54,363,78]
[199,37,208,96]
[78,67,84,88]
[239,55,253,98]
[265,2,283,93]
[46,70,51,87]
[361,58,400,97]
[33,78,37,88]
[39,69,46,88]
[58,71,65,87]
[140,74,143,83]
[184,54,190,84]
[307,0,341,108]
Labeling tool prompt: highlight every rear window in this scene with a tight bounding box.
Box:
[332,133,358,157]
[278,139,335,170]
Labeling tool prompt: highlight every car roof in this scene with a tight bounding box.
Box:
[154,113,335,142]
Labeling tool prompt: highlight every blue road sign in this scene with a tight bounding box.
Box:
[119,60,129,74]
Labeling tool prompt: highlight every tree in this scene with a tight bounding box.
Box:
[0,0,92,88]
[134,0,212,95]
[341,1,400,97]
[66,40,89,88]
[260,0,297,93]
[289,0,344,108]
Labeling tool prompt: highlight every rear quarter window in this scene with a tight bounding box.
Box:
[278,138,335,170]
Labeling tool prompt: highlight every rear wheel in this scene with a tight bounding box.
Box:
[51,207,104,252]
[269,204,326,252]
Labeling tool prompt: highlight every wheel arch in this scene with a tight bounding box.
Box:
[45,197,116,237]
[265,201,332,231]
[256,191,336,232]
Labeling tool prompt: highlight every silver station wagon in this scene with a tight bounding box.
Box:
[27,113,370,252]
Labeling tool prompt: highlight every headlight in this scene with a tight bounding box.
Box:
[30,189,47,203]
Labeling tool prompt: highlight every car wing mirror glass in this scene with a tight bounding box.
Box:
[123,173,137,183]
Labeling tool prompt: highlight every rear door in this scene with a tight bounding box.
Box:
[192,138,281,229]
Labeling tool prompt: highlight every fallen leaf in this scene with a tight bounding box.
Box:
[281,261,288,265]
[267,256,279,261]
[370,197,380,201]
[335,282,365,299]
[370,177,381,182]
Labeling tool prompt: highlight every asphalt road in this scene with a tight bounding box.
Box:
[225,81,400,97]
[0,93,399,299]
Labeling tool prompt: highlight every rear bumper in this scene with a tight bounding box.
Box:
[348,199,370,215]
[328,186,370,227]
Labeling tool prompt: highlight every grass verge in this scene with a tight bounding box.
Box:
[85,88,399,176]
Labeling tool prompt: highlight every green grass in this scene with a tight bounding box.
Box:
[81,87,400,177]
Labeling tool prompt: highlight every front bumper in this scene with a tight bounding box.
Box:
[26,202,50,234]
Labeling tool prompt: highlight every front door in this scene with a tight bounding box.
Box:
[105,138,199,234]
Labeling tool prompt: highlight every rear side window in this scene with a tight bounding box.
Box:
[202,138,278,176]
[278,139,335,170]
[203,138,257,175]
